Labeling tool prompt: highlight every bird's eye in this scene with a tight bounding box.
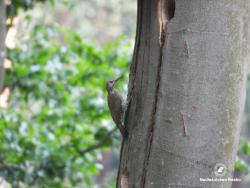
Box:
[108,80,115,84]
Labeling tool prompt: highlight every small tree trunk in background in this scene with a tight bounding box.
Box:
[116,0,250,188]
[0,0,5,90]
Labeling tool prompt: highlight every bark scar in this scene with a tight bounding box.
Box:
[121,168,129,188]
[157,0,175,47]
[181,111,188,136]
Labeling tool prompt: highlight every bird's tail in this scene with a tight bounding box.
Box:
[117,123,128,138]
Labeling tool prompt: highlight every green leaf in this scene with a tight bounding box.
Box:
[235,158,249,172]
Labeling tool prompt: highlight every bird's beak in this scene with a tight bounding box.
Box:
[114,76,122,83]
[110,77,122,89]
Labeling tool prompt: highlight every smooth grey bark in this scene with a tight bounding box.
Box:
[116,0,250,188]
[0,0,5,90]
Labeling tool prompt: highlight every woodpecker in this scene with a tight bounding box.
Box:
[106,77,128,138]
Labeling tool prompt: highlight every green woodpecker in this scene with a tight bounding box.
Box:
[106,77,127,138]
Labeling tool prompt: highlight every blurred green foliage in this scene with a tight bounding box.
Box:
[14,0,137,44]
[236,139,250,173]
[0,24,132,187]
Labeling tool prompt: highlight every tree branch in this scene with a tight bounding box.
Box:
[79,127,117,155]
[0,162,24,172]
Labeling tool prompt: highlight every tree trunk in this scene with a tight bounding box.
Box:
[116,0,250,188]
[0,0,5,90]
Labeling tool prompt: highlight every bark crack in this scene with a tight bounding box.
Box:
[140,39,164,188]
[141,1,175,187]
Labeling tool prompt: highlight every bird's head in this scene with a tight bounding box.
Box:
[106,77,121,92]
